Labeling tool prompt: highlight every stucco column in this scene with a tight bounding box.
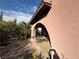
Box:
[31,24,36,42]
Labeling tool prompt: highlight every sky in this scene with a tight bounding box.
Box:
[0,0,42,23]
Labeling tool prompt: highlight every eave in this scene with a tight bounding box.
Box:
[30,2,52,25]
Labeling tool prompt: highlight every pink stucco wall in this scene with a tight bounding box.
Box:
[31,0,79,59]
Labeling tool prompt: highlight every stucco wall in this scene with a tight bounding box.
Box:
[31,0,79,59]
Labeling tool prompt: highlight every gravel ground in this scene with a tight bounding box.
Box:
[0,39,30,59]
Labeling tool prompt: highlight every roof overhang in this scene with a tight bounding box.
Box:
[30,2,52,25]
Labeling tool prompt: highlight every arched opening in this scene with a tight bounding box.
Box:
[34,23,51,45]
[31,23,51,59]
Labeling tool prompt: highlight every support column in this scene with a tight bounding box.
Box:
[31,25,36,42]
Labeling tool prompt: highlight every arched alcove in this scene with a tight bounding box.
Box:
[34,23,51,45]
